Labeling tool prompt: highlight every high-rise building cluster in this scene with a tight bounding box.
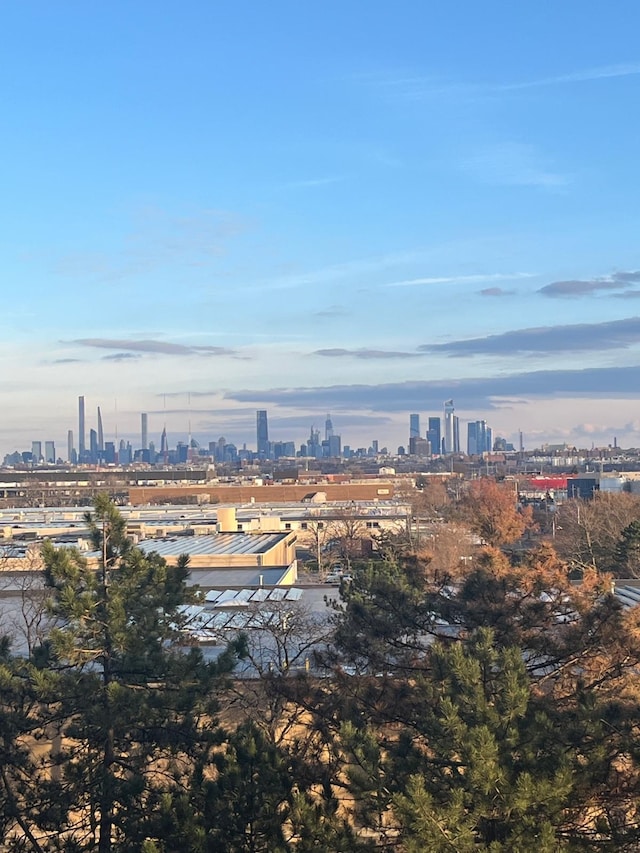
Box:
[407,401,494,458]
[7,396,507,467]
[16,399,159,467]
[255,411,344,461]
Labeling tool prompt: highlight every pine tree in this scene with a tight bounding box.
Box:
[196,719,370,853]
[40,494,240,852]
[0,637,68,852]
[614,519,640,577]
[324,547,640,848]
[392,629,574,850]
[201,720,292,852]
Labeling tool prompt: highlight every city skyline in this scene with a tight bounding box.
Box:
[6,396,626,463]
[3,3,640,451]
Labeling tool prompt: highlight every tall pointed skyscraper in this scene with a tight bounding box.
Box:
[97,406,104,452]
[444,399,455,454]
[160,426,168,462]
[325,414,334,441]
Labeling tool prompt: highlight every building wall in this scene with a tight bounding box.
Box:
[128,482,396,505]
[148,533,297,569]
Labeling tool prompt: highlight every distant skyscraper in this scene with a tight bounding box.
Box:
[67,430,74,464]
[409,414,421,454]
[307,425,321,458]
[444,400,455,454]
[45,440,55,464]
[97,406,104,452]
[90,429,98,461]
[325,414,334,441]
[411,437,430,456]
[328,434,341,457]
[468,420,492,456]
[256,410,269,456]
[160,426,168,461]
[409,413,420,441]
[467,421,479,456]
[141,413,148,450]
[427,417,441,457]
[31,441,42,462]
[78,396,86,458]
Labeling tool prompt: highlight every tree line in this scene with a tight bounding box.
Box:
[2,492,640,849]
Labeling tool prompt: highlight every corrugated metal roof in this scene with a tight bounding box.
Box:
[137,532,287,558]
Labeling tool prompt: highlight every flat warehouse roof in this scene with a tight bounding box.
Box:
[136,531,288,559]
[188,568,289,588]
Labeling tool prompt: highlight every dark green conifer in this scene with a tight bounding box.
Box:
[40,494,240,852]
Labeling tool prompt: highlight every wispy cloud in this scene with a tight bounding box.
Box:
[479,287,515,297]
[44,207,248,283]
[368,61,640,102]
[384,272,533,289]
[539,271,640,298]
[461,142,567,188]
[418,317,640,357]
[224,364,640,413]
[71,338,237,357]
[613,290,640,300]
[239,249,430,293]
[101,352,142,361]
[314,305,350,318]
[500,61,640,91]
[283,176,345,189]
[313,348,420,360]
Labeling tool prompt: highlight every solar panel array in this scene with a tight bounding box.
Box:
[174,588,307,643]
[203,587,303,606]
[615,585,640,608]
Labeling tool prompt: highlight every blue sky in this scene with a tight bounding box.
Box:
[2,1,640,454]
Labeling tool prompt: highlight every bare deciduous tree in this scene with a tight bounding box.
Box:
[0,544,49,656]
[328,508,369,572]
[301,517,332,577]
[554,492,640,574]
[222,599,332,746]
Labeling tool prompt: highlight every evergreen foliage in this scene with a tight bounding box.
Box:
[38,495,240,851]
[4,495,640,849]
[614,519,640,577]
[323,546,640,848]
